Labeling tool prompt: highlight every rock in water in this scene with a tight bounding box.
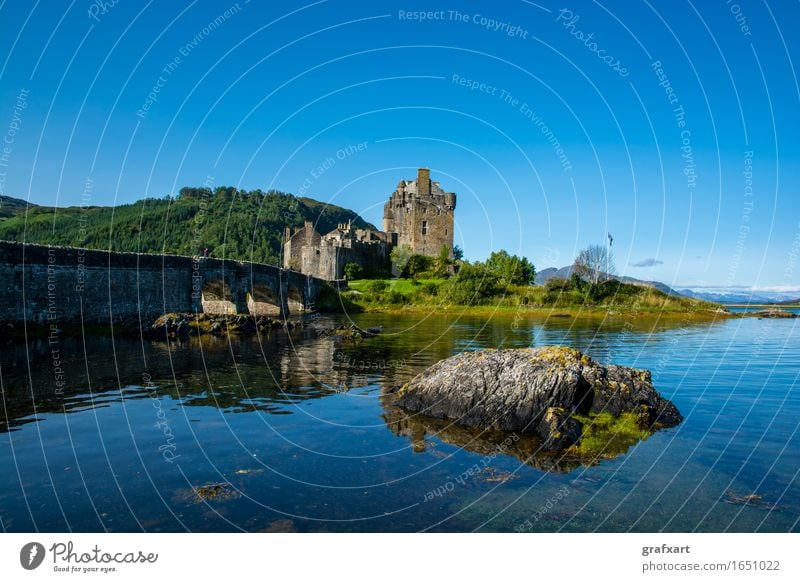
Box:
[389,347,682,451]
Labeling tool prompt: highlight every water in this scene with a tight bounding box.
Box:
[1,312,798,532]
[725,306,800,314]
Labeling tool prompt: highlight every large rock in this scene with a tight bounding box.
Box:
[389,347,682,450]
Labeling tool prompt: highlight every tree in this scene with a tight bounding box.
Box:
[403,254,434,278]
[435,244,452,277]
[452,245,464,261]
[441,262,502,305]
[390,244,413,277]
[344,262,364,280]
[573,244,616,285]
[483,250,536,286]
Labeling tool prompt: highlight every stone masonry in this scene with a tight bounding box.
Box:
[283,168,457,280]
[0,241,325,324]
[383,167,456,259]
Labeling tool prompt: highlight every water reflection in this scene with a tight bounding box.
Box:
[0,312,722,435]
[382,403,586,473]
[1,311,798,532]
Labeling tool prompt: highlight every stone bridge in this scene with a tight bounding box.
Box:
[0,241,326,324]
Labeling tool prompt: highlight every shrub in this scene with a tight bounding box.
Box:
[385,290,409,305]
[544,277,572,291]
[403,254,435,278]
[344,262,364,280]
[441,263,503,305]
[483,250,536,286]
[366,280,389,294]
[420,282,439,296]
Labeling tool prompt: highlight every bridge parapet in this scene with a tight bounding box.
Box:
[0,241,324,324]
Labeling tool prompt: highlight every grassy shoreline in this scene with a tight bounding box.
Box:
[345,303,730,321]
[342,277,726,320]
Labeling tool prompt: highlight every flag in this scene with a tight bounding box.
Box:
[608,232,613,247]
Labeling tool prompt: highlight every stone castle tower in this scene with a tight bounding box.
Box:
[383,168,457,258]
[283,167,456,280]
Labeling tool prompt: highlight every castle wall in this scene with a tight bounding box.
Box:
[300,239,389,280]
[283,221,321,270]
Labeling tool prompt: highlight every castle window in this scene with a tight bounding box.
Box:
[421,221,428,235]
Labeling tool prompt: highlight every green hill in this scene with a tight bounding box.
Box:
[0,195,33,218]
[0,186,373,265]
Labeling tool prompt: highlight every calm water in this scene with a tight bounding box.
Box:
[726,306,800,314]
[1,311,798,532]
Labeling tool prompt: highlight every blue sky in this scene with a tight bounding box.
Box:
[0,0,798,289]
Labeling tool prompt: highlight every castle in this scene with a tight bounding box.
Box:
[283,168,456,280]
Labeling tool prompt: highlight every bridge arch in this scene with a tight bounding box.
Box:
[285,283,305,315]
[200,278,237,315]
[247,283,282,316]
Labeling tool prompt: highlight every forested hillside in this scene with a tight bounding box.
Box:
[0,186,372,265]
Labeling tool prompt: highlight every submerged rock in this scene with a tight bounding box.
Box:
[312,323,382,342]
[192,482,240,502]
[382,404,585,472]
[389,347,682,451]
[144,312,299,339]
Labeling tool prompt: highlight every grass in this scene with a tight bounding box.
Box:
[342,277,720,318]
[570,412,651,458]
[347,278,444,294]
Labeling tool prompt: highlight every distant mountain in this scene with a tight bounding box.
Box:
[535,266,573,284]
[536,265,684,297]
[776,297,800,305]
[677,288,800,305]
[0,187,373,265]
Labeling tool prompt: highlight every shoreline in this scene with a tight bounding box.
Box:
[5,303,794,343]
[350,303,731,320]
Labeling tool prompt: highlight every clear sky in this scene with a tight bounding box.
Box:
[0,0,798,289]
